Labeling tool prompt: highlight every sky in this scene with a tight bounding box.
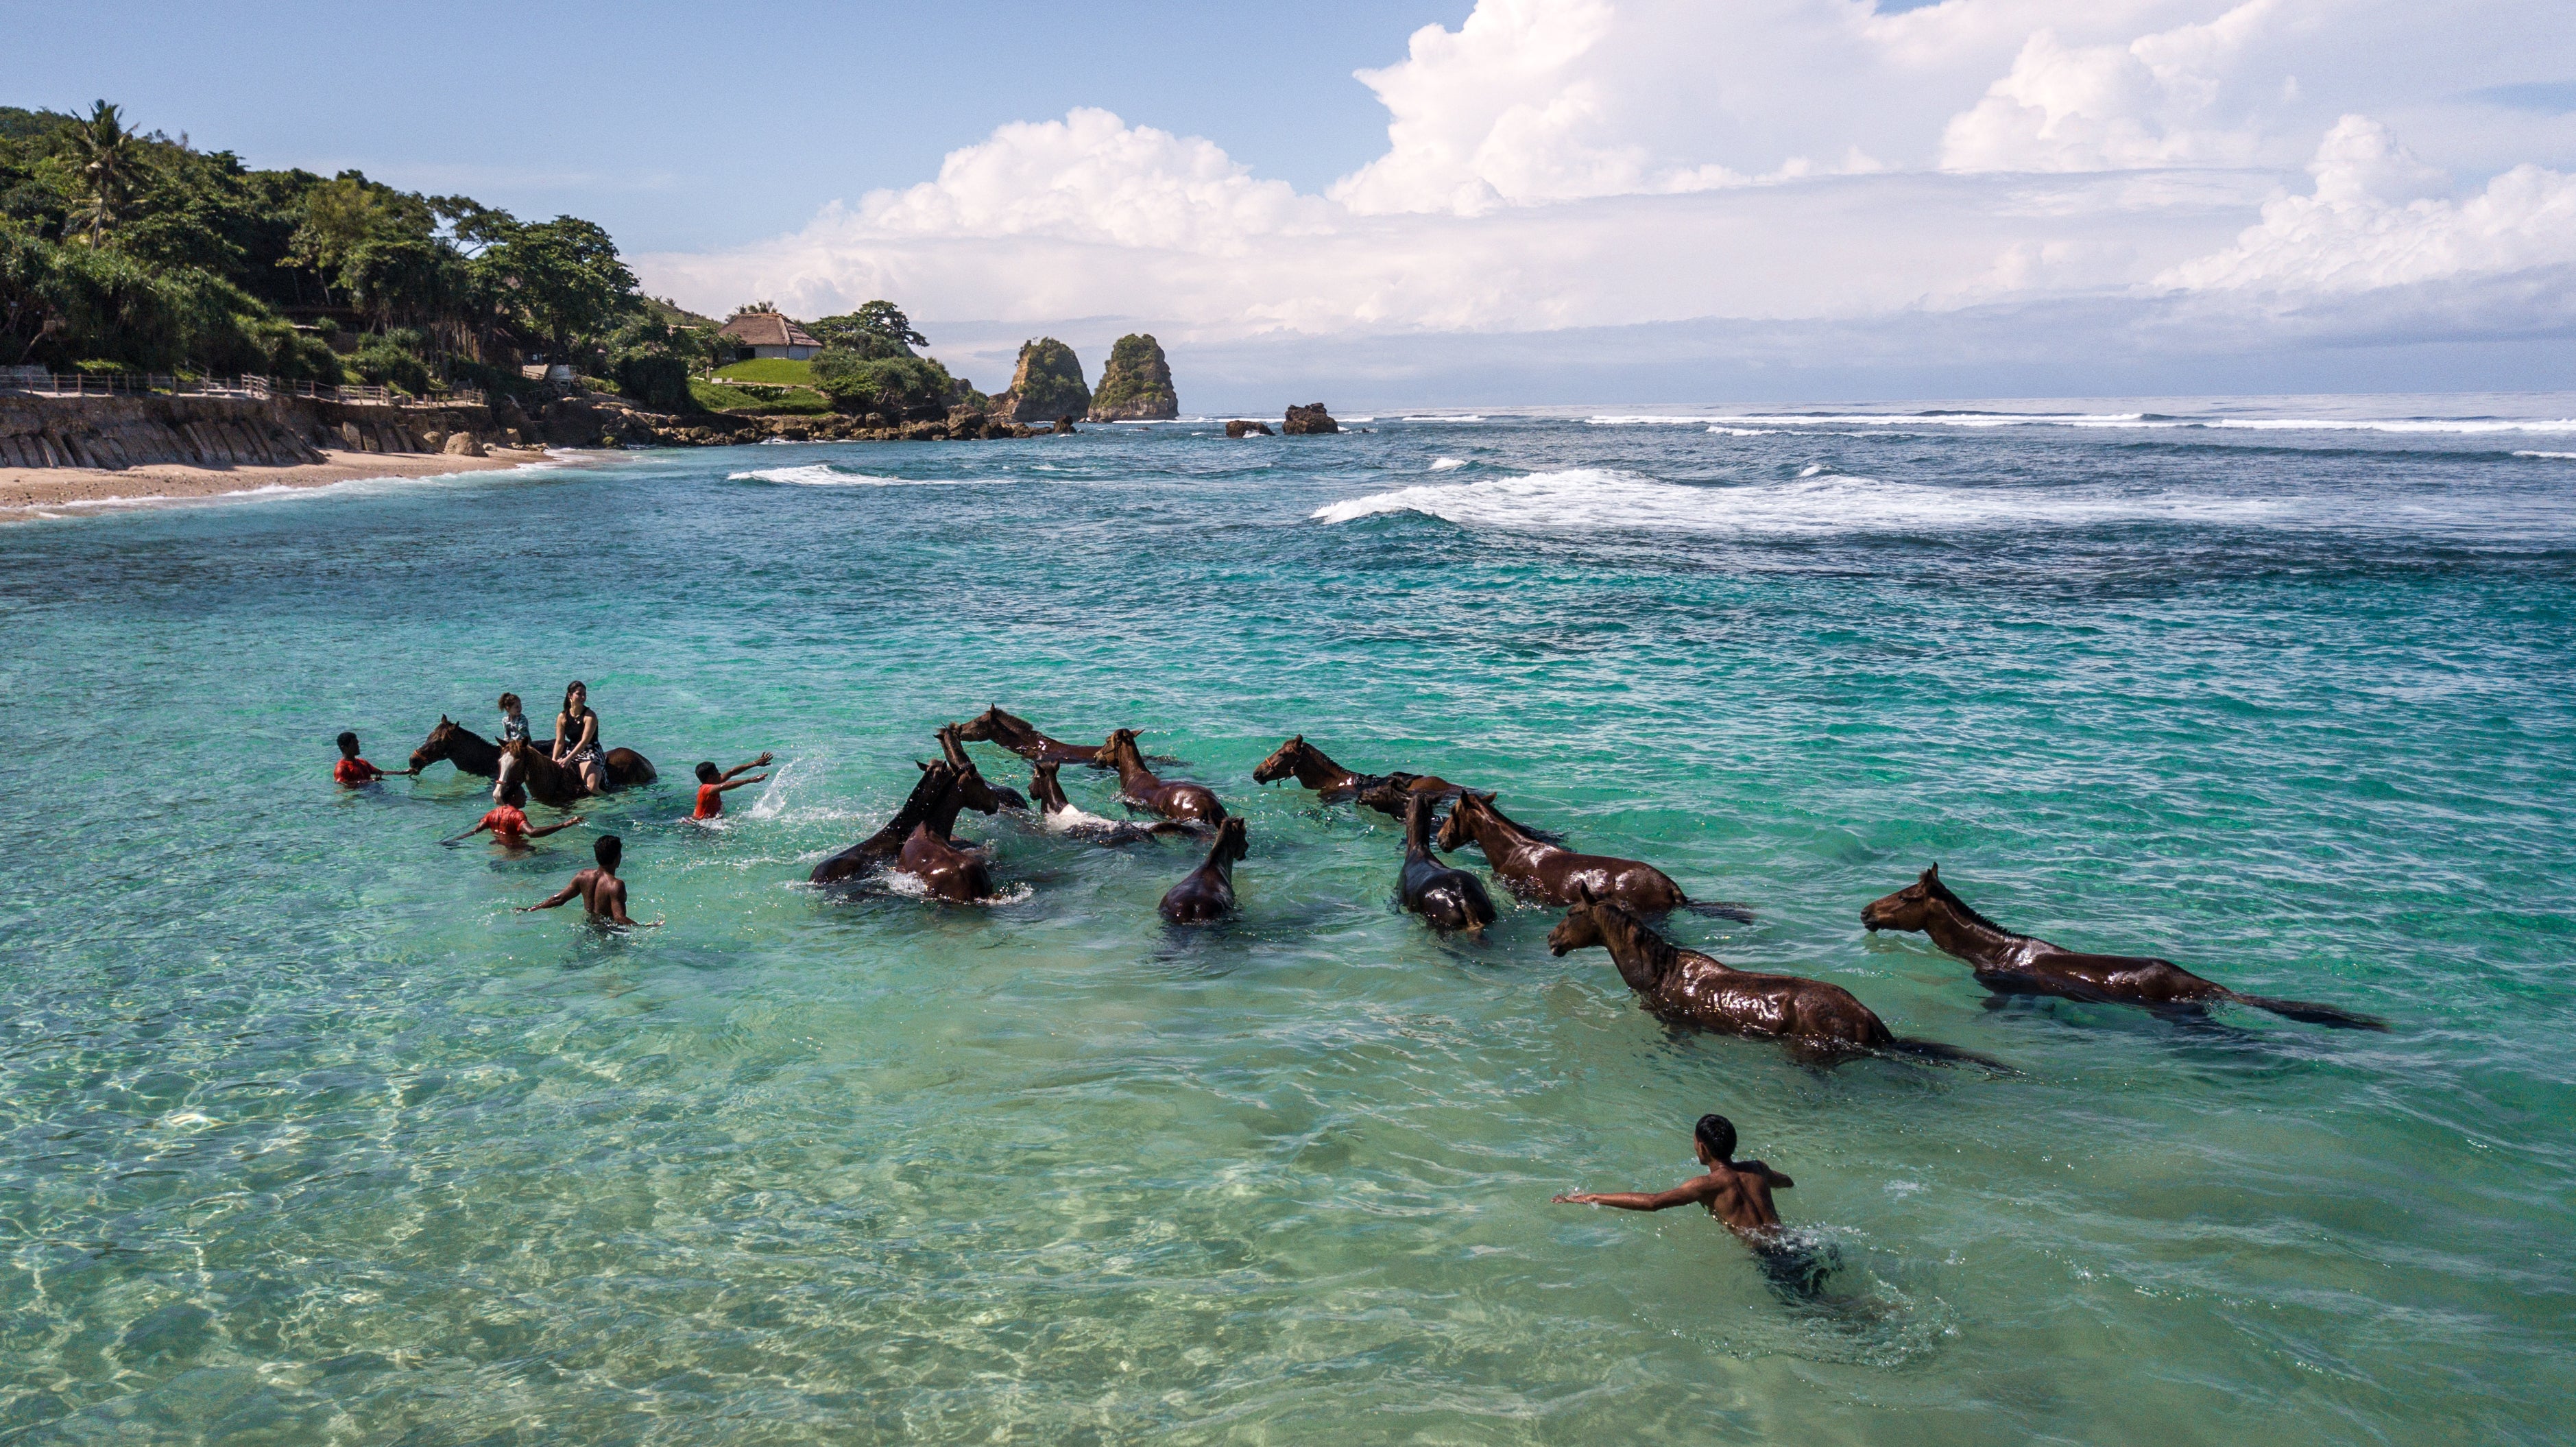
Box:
[10,0,2576,405]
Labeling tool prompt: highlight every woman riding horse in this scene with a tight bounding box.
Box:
[552,681,610,796]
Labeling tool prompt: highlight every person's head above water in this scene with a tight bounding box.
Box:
[336,731,361,757]
[562,681,588,719]
[498,692,522,715]
[498,780,527,808]
[594,834,622,872]
[1694,1114,1737,1166]
[694,761,721,784]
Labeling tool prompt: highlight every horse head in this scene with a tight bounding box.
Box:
[1548,883,1611,956]
[1028,760,1070,813]
[1251,734,1309,785]
[952,707,1006,744]
[1435,790,1496,853]
[1355,775,1408,815]
[1209,815,1249,868]
[1100,728,1143,772]
[1861,864,1941,933]
[409,715,457,772]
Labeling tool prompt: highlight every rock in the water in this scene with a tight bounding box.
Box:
[1000,337,1090,422]
[1282,403,1338,435]
[1225,419,1275,438]
[1086,333,1178,420]
[1051,415,1080,435]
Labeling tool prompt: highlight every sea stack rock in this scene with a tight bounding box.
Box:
[1086,333,1179,420]
[1225,419,1275,438]
[1282,403,1339,435]
[996,337,1090,424]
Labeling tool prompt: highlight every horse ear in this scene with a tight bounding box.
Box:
[1291,734,1303,744]
[1576,882,1598,904]
[917,759,932,772]
[1923,863,1940,883]
[440,714,451,724]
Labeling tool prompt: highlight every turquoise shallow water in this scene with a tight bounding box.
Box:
[3,397,2573,1444]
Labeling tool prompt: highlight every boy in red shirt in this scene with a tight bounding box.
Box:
[444,780,582,850]
[690,752,774,820]
[335,731,416,787]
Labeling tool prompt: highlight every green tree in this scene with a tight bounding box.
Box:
[64,101,144,246]
[474,215,637,364]
[808,299,927,358]
[810,349,959,418]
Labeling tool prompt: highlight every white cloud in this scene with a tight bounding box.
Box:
[632,0,2576,396]
[2163,115,2576,291]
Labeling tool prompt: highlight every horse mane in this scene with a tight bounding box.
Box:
[1925,873,2019,937]
[1591,896,1683,982]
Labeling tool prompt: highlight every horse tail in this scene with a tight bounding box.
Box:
[1883,1037,2021,1076]
[1682,898,1757,923]
[2220,990,2390,1031]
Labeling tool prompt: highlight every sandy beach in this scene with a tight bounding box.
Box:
[0,448,550,514]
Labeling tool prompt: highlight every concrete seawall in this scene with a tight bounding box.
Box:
[0,394,497,470]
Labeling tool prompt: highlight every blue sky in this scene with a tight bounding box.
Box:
[11,1,2576,403]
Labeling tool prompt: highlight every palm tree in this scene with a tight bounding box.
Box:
[66,101,143,246]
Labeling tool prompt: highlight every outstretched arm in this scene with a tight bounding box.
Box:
[518,881,581,912]
[720,753,774,782]
[442,820,494,846]
[715,772,769,794]
[525,814,585,839]
[1552,1177,1718,1212]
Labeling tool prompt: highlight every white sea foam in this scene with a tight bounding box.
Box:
[1304,465,2532,536]
[727,464,974,487]
[1041,804,1124,834]
[1797,463,1831,478]
[882,868,1031,905]
[1708,427,1780,436]
[1402,414,1486,423]
[1429,457,1469,471]
[2514,450,2576,459]
[1600,409,2576,435]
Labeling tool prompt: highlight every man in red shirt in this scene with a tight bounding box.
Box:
[690,752,774,820]
[444,780,582,849]
[335,732,416,787]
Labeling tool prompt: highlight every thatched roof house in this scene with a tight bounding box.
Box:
[721,311,821,361]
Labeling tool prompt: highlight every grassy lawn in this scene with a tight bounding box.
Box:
[690,379,833,415]
[715,357,816,385]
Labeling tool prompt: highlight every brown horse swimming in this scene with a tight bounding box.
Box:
[1253,735,1463,813]
[1862,865,2387,1030]
[1399,792,1495,932]
[1028,761,1190,844]
[1436,791,1750,921]
[496,737,657,808]
[409,717,509,778]
[810,760,1009,886]
[896,822,996,902]
[1551,887,2010,1070]
[954,706,1107,767]
[1160,817,1248,924]
[1100,729,1226,828]
[937,724,1028,811]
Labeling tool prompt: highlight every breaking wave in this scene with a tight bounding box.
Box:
[727,464,977,486]
[1429,457,1470,471]
[1593,410,2576,435]
[1308,466,2570,538]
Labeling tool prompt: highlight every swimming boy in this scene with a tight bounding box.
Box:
[691,752,775,820]
[335,731,417,787]
[444,780,582,848]
[518,834,658,928]
[498,693,531,745]
[1554,1113,1827,1295]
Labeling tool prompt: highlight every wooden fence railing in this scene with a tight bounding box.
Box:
[0,370,481,409]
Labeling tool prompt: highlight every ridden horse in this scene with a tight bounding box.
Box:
[1160,817,1249,924]
[1028,761,1190,844]
[810,760,1009,886]
[1552,887,2011,1070]
[1253,735,1465,813]
[1100,729,1227,828]
[1399,792,1495,931]
[897,822,996,902]
[954,706,1109,767]
[1862,865,2387,1029]
[496,737,657,808]
[409,717,508,778]
[1436,791,1750,921]
[937,724,1028,811]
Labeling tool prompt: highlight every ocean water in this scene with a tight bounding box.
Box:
[3,395,2572,1444]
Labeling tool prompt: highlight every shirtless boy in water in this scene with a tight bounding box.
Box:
[1555,1113,1801,1254]
[518,835,659,928]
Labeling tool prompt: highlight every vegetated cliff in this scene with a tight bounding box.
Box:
[991,338,1090,423]
[1085,334,1178,420]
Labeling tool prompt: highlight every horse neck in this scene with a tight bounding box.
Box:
[1110,742,1154,788]
[1464,805,1532,857]
[450,728,499,770]
[1925,896,2018,961]
[1031,772,1068,813]
[1293,748,1351,788]
[1403,800,1434,859]
[1600,911,1685,994]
